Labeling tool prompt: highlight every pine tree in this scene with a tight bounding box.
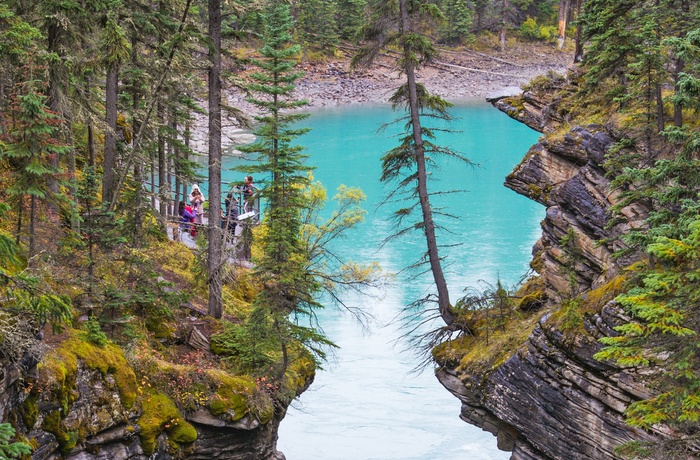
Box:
[337,0,367,41]
[208,0,224,319]
[439,0,473,45]
[298,0,339,53]
[1,82,69,258]
[232,1,339,386]
[354,0,472,329]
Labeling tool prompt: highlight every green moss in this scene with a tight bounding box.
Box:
[530,250,545,273]
[527,184,543,200]
[516,276,547,311]
[546,274,629,336]
[581,275,627,313]
[37,329,137,427]
[145,317,175,340]
[41,410,77,453]
[285,355,315,396]
[61,334,137,408]
[37,349,78,415]
[137,392,197,456]
[19,394,38,429]
[433,309,544,375]
[205,370,256,421]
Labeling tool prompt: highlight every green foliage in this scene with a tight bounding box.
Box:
[0,422,32,460]
[519,17,556,42]
[298,0,339,52]
[0,4,41,66]
[438,0,474,45]
[337,0,367,41]
[455,279,516,343]
[82,317,109,347]
[0,83,68,208]
[595,219,700,429]
[301,183,387,310]
[137,391,196,456]
[0,204,73,334]
[234,1,336,392]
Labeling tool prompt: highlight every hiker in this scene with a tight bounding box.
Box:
[222,192,239,236]
[189,184,205,224]
[178,201,197,236]
[239,175,256,213]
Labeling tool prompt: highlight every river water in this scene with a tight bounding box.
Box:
[222,101,543,460]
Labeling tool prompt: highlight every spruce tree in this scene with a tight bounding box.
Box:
[1,82,69,258]
[439,0,473,45]
[237,1,328,384]
[354,0,472,329]
[298,0,339,53]
[337,0,367,41]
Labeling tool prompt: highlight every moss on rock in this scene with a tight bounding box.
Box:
[137,391,197,456]
[204,369,257,422]
[434,309,544,375]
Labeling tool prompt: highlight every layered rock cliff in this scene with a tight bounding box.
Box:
[0,321,302,460]
[434,73,663,459]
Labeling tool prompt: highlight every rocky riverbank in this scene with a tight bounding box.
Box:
[290,44,573,107]
[210,42,573,155]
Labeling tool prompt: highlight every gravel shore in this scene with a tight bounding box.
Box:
[202,43,573,153]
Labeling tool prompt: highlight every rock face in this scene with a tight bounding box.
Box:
[1,353,288,460]
[434,81,661,459]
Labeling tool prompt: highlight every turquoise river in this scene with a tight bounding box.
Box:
[222,101,544,460]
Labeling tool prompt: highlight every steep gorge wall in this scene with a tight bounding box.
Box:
[0,337,289,460]
[436,82,661,459]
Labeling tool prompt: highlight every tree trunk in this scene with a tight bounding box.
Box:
[0,82,6,135]
[168,115,176,216]
[15,198,22,246]
[655,84,664,134]
[158,102,167,217]
[673,59,684,127]
[557,0,570,50]
[174,116,181,213]
[499,0,508,50]
[66,122,79,232]
[47,21,61,217]
[103,63,119,205]
[29,195,36,260]
[131,33,144,244]
[208,0,223,319]
[151,150,156,208]
[399,0,454,326]
[184,119,191,202]
[573,0,584,62]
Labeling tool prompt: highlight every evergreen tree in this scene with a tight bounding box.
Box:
[439,0,473,45]
[236,2,323,382]
[337,0,367,41]
[208,0,224,319]
[298,0,339,53]
[354,0,472,329]
[0,423,31,459]
[0,82,69,258]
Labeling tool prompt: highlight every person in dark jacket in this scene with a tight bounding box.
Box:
[222,193,238,235]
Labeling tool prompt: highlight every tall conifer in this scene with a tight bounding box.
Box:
[354,0,472,329]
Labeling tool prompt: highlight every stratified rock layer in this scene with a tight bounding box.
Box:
[435,80,659,459]
[0,349,288,460]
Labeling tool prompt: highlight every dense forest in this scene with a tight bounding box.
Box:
[1,0,700,458]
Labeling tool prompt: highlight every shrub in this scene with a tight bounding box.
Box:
[519,17,556,42]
